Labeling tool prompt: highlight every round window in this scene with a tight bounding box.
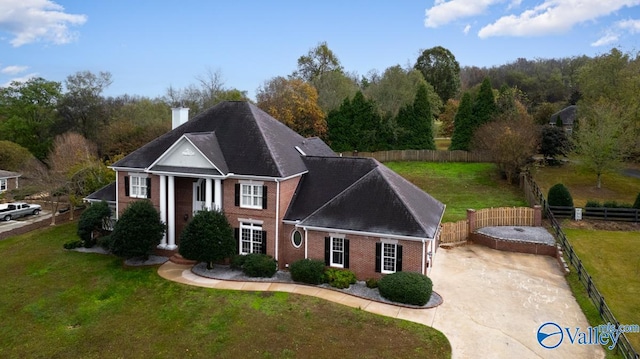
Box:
[291,230,303,248]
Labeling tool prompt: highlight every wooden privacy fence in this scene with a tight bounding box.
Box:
[522,173,639,359]
[439,206,540,244]
[341,149,492,163]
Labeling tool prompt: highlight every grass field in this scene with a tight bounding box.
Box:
[386,162,527,222]
[532,162,640,207]
[563,228,640,351]
[0,222,450,359]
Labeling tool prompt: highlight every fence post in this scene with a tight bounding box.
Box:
[533,205,542,226]
[599,296,605,316]
[467,209,476,235]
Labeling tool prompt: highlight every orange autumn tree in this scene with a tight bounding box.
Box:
[256,77,327,139]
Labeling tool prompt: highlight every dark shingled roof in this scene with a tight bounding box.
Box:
[112,101,336,177]
[85,182,116,203]
[0,170,21,178]
[286,157,445,239]
[549,105,577,126]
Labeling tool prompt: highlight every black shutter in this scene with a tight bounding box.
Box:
[234,228,240,254]
[344,239,350,269]
[146,178,151,199]
[234,184,240,206]
[324,237,330,266]
[375,243,382,273]
[261,231,267,254]
[262,186,268,209]
[396,245,403,272]
[124,176,130,197]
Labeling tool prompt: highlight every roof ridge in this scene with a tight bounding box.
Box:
[249,104,286,177]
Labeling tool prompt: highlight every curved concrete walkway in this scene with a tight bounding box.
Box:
[158,245,604,359]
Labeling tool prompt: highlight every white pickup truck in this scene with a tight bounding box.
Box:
[0,202,42,221]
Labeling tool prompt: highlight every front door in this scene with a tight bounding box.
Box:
[193,178,206,213]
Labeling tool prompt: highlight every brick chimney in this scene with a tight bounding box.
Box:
[171,107,190,129]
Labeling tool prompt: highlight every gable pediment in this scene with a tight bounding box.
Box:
[149,133,226,174]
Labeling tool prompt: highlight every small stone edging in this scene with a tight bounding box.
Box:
[190,262,443,310]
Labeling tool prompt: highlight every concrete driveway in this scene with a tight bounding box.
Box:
[0,210,51,235]
[426,244,604,359]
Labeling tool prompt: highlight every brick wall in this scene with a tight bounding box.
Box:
[470,232,557,256]
[116,171,160,215]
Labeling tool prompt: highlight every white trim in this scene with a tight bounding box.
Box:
[240,182,263,209]
[295,146,306,156]
[298,224,432,242]
[127,172,148,178]
[237,218,264,225]
[128,175,148,199]
[329,236,345,268]
[304,227,308,259]
[381,242,398,274]
[239,222,263,255]
[147,134,224,175]
[158,175,167,249]
[167,175,176,250]
[380,238,398,244]
[227,171,307,182]
[147,170,224,179]
[115,171,119,219]
[291,229,303,248]
[275,179,280,261]
[0,178,6,192]
[239,179,264,185]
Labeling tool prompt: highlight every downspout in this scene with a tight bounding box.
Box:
[421,238,426,275]
[303,226,308,259]
[115,170,119,219]
[274,179,280,262]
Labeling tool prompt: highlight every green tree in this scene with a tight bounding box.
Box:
[256,77,327,138]
[472,77,496,127]
[414,46,461,104]
[0,141,33,171]
[110,200,165,259]
[540,125,570,164]
[449,92,474,151]
[179,210,235,269]
[311,70,359,114]
[364,65,441,119]
[295,41,343,82]
[0,77,63,159]
[58,71,112,144]
[438,99,458,137]
[573,102,631,189]
[548,184,574,207]
[327,91,384,152]
[395,84,435,149]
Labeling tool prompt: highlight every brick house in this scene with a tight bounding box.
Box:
[0,170,21,195]
[98,101,445,279]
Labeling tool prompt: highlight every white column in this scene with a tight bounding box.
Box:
[158,175,167,249]
[205,178,213,210]
[167,175,177,250]
[214,179,222,211]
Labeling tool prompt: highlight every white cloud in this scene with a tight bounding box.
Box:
[478,0,640,38]
[425,0,504,28]
[1,72,38,87]
[0,0,87,47]
[463,24,471,34]
[1,65,29,75]
[591,18,640,46]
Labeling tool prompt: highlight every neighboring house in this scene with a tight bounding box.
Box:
[549,105,577,134]
[85,182,117,230]
[0,170,21,194]
[91,101,445,279]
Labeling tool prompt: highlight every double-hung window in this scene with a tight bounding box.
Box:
[0,179,6,192]
[241,183,263,209]
[240,222,264,255]
[325,236,349,269]
[382,243,397,274]
[130,176,148,198]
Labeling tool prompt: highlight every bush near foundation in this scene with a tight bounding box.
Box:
[378,272,433,306]
[324,268,356,289]
[110,200,165,259]
[290,259,325,285]
[241,253,277,278]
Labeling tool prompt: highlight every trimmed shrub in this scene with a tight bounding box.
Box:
[290,259,325,285]
[63,240,83,250]
[241,253,277,278]
[98,234,114,250]
[634,193,640,209]
[378,272,433,306]
[603,201,633,208]
[585,200,601,208]
[230,254,247,270]
[110,200,165,259]
[547,183,573,207]
[365,278,379,289]
[324,268,356,289]
[77,201,112,245]
[179,209,235,269]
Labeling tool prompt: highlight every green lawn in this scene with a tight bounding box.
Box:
[0,222,451,359]
[532,162,640,207]
[387,162,527,222]
[563,228,640,351]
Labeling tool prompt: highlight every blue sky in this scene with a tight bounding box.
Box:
[1,0,639,100]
